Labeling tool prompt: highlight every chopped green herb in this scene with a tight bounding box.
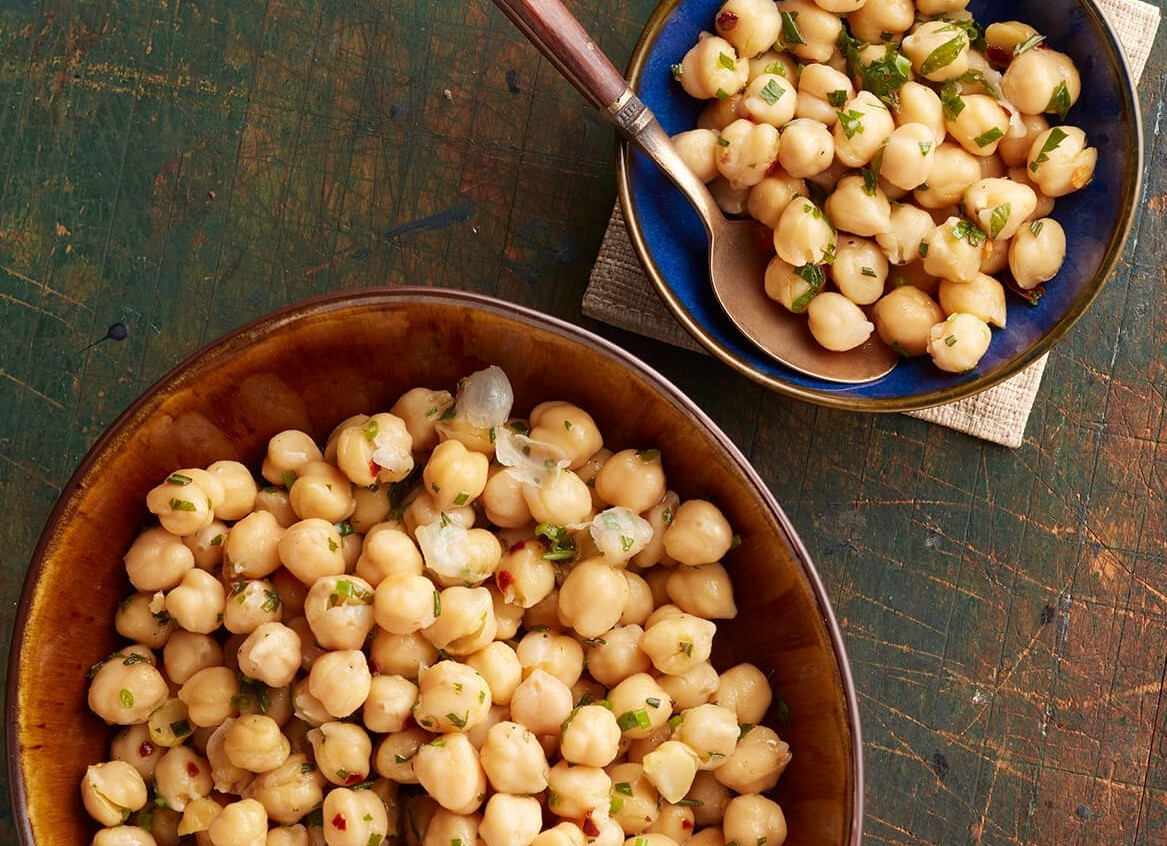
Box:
[919,242,930,258]
[714,88,730,100]
[952,219,988,247]
[861,166,879,196]
[169,498,196,512]
[119,688,134,709]
[717,136,731,147]
[758,78,786,106]
[165,473,193,486]
[836,108,864,139]
[453,491,470,506]
[779,11,805,46]
[447,712,468,729]
[363,418,380,442]
[791,264,826,313]
[614,782,634,796]
[638,448,661,462]
[645,697,661,708]
[920,35,967,76]
[861,266,878,278]
[826,89,848,108]
[945,335,958,347]
[1029,220,1045,238]
[169,719,191,737]
[335,521,354,536]
[281,469,298,489]
[974,127,1004,148]
[988,203,1012,240]
[1014,34,1045,55]
[670,63,684,80]
[433,590,442,618]
[919,140,933,156]
[610,796,625,814]
[717,52,737,71]
[1047,81,1072,120]
[940,82,965,121]
[1030,127,1069,172]
[617,708,652,731]
[840,33,911,107]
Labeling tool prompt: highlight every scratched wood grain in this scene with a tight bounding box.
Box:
[1,0,1165,844]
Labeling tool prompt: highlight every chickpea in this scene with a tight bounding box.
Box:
[115,591,173,649]
[82,760,149,826]
[806,293,875,352]
[833,91,895,168]
[307,649,372,719]
[678,35,749,102]
[609,673,674,740]
[642,740,700,804]
[939,273,1008,329]
[1026,125,1096,197]
[241,752,325,825]
[224,509,286,579]
[509,668,575,736]
[927,312,993,373]
[871,284,945,357]
[522,466,593,526]
[746,171,806,230]
[773,196,836,267]
[794,63,853,127]
[641,610,717,675]
[998,112,1050,168]
[1001,46,1081,117]
[661,499,733,566]
[413,659,493,733]
[422,585,497,656]
[368,628,438,678]
[110,723,165,782]
[741,73,797,128]
[288,460,355,523]
[945,93,1011,157]
[921,216,986,284]
[303,574,376,651]
[235,621,301,688]
[415,732,488,814]
[1009,217,1066,290]
[89,649,170,726]
[481,793,544,846]
[307,721,372,787]
[262,430,323,486]
[775,0,841,63]
[847,0,914,42]
[124,526,195,592]
[464,640,523,706]
[154,746,213,812]
[723,793,788,846]
[777,118,834,179]
[560,703,623,768]
[546,759,612,821]
[146,468,223,537]
[657,660,721,710]
[715,0,782,57]
[556,557,630,638]
[362,674,419,734]
[672,128,722,184]
[206,797,268,846]
[205,459,258,521]
[902,20,970,83]
[223,714,291,774]
[372,727,432,784]
[713,724,792,794]
[913,142,981,209]
[389,386,453,453]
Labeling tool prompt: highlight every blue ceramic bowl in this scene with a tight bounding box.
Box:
[617,0,1143,411]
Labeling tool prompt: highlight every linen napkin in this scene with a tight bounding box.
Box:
[583,0,1160,448]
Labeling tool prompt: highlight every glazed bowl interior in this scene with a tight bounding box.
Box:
[8,288,862,846]
[618,0,1143,411]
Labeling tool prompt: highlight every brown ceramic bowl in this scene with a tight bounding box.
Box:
[7,288,863,845]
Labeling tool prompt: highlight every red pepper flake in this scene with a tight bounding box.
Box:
[138,741,155,758]
[984,44,1012,68]
[369,459,381,478]
[716,10,739,31]
[344,771,364,785]
[185,761,200,778]
[682,820,694,831]
[332,813,348,831]
[496,570,515,591]
[582,813,600,838]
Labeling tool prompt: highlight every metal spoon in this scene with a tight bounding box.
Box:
[491,0,899,383]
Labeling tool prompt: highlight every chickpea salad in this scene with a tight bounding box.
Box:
[82,366,793,846]
[669,0,1095,374]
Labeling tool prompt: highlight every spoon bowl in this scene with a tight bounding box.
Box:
[492,0,898,383]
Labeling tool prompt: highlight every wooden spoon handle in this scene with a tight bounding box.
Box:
[491,0,627,110]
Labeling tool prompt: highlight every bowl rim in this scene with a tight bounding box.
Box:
[6,286,866,846]
[616,0,1145,412]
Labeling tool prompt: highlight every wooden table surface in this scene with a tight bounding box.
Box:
[1,1,1165,843]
